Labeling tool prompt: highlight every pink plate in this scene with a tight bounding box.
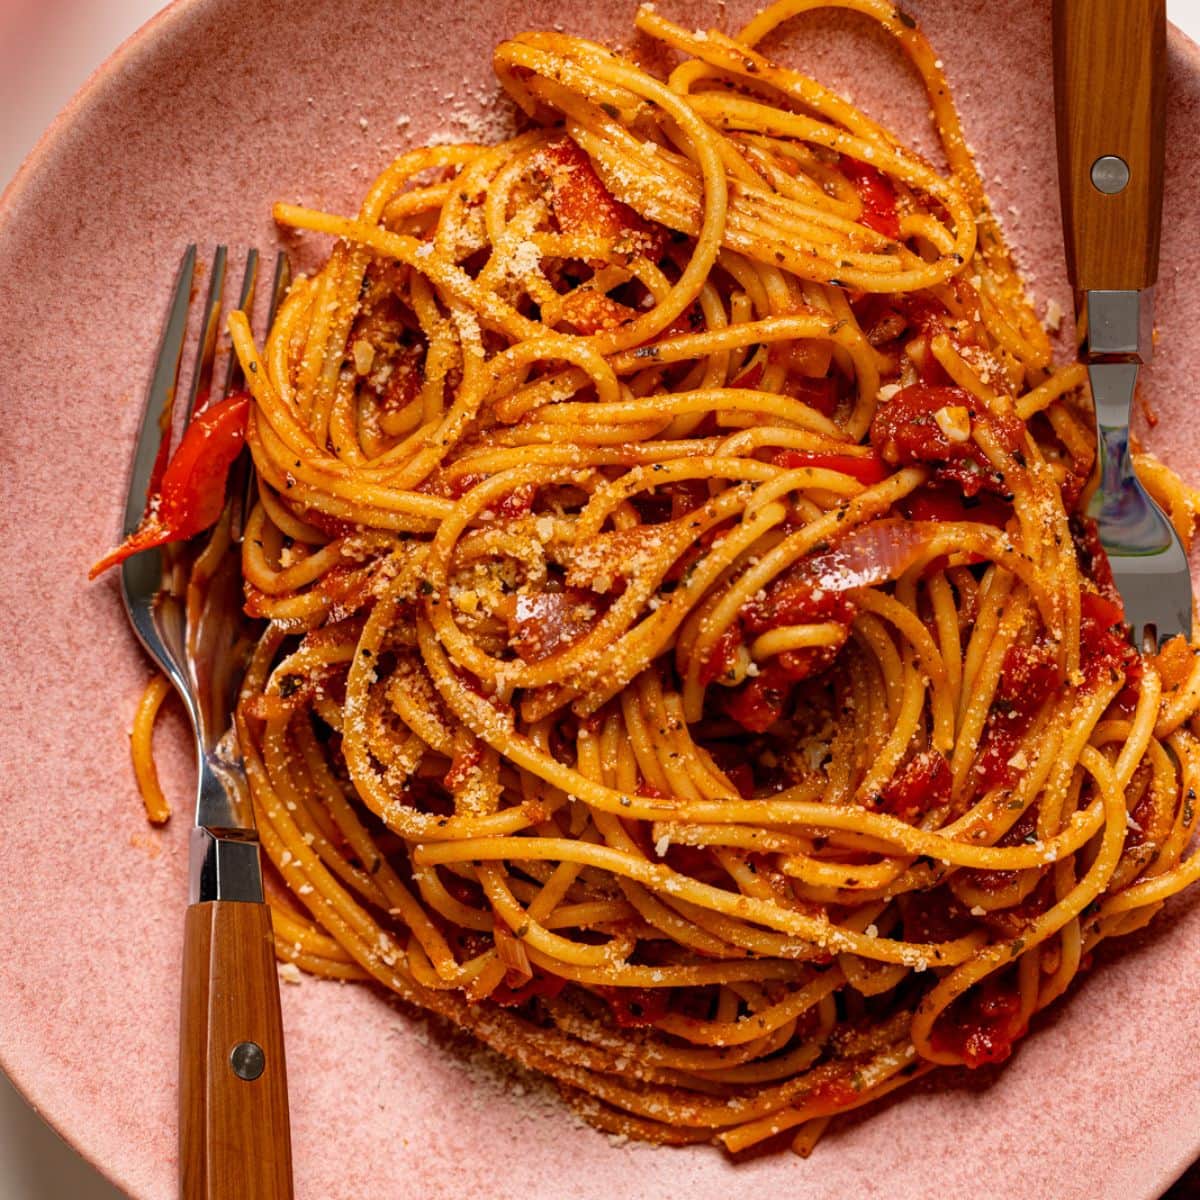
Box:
[2,2,1199,1197]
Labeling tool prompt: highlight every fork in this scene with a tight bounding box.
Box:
[117,245,295,1199]
[1053,0,1192,649]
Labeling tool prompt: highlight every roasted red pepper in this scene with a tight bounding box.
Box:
[89,391,251,579]
[771,448,889,487]
[900,484,1011,527]
[840,154,901,240]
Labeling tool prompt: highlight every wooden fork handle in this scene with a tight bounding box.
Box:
[1053,0,1167,291]
[180,900,294,1200]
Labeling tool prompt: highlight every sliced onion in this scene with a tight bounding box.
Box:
[805,519,948,592]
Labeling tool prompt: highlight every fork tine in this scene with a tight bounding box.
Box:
[222,249,260,399]
[267,252,293,330]
[120,245,197,537]
[232,251,292,543]
[185,245,227,419]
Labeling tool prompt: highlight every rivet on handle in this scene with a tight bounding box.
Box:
[230,1041,266,1081]
[1090,154,1131,194]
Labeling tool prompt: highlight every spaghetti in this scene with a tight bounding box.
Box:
[145,0,1200,1155]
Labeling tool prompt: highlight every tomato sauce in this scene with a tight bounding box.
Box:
[596,986,670,1028]
[900,482,1011,528]
[535,138,663,257]
[901,887,976,944]
[723,661,796,733]
[870,383,1022,497]
[879,749,951,820]
[974,640,1060,790]
[719,566,858,732]
[839,154,901,240]
[701,624,744,685]
[491,969,567,1008]
[929,976,1026,1068]
[89,390,252,579]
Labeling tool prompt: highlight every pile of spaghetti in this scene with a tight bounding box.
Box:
[197,0,1200,1155]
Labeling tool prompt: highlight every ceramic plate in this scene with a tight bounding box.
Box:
[2,1,1199,1197]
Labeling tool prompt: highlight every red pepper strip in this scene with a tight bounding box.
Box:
[902,485,1011,527]
[839,154,900,240]
[89,391,251,579]
[771,448,889,486]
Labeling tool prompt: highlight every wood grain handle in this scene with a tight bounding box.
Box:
[1053,0,1167,290]
[180,901,294,1200]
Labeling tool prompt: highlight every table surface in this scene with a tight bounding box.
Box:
[5,1,1200,1197]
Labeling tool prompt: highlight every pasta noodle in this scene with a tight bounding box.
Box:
[142,0,1200,1155]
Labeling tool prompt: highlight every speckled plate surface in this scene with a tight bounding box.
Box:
[2,2,1199,1197]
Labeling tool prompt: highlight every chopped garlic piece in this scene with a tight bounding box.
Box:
[352,339,375,375]
[934,404,971,443]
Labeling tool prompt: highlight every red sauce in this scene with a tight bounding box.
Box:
[663,842,725,884]
[839,154,901,240]
[929,976,1026,1068]
[446,474,536,519]
[743,569,858,634]
[1071,517,1122,605]
[979,870,1055,939]
[720,565,858,731]
[901,887,976,944]
[808,1074,862,1109]
[974,640,1060,790]
[490,969,567,1008]
[900,483,1011,528]
[89,391,252,579]
[701,624,744,685]
[595,986,670,1028]
[729,359,764,390]
[730,352,843,418]
[961,809,1038,898]
[535,138,663,256]
[880,749,951,820]
[1079,591,1135,685]
[783,374,841,417]
[380,344,424,411]
[443,873,484,907]
[444,741,484,793]
[723,661,796,733]
[653,302,706,342]
[770,448,889,487]
[704,741,756,798]
[666,478,711,521]
[870,383,1023,497]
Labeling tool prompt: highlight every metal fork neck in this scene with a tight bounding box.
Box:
[1083,288,1153,364]
[190,828,264,904]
